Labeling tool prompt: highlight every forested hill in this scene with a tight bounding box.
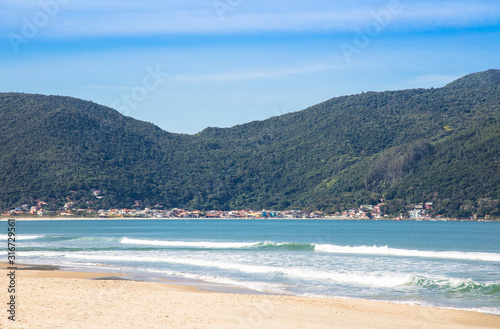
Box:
[0,69,499,217]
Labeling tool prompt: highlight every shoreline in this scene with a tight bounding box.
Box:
[7,262,277,296]
[1,216,498,222]
[1,263,499,328]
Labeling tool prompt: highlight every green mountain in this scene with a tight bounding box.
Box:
[1,69,499,217]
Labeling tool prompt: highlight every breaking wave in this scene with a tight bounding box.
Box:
[314,244,500,262]
[120,238,314,251]
[0,234,44,240]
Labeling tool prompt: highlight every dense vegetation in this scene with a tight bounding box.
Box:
[0,69,499,217]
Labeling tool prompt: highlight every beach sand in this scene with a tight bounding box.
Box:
[1,264,499,329]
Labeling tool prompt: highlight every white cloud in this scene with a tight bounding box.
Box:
[394,1,500,29]
[171,64,338,82]
[1,0,498,38]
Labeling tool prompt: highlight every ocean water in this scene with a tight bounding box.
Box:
[2,219,500,315]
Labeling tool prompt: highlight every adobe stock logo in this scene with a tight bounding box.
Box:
[340,0,402,63]
[111,65,168,116]
[213,0,243,21]
[7,0,71,54]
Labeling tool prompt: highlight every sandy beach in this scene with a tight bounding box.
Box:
[1,263,499,329]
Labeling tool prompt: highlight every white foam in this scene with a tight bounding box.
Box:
[0,234,44,240]
[145,269,288,293]
[468,307,500,316]
[419,304,500,316]
[314,244,500,262]
[61,252,410,287]
[120,237,259,249]
[19,251,66,257]
[20,250,498,292]
[410,275,499,290]
[283,268,411,287]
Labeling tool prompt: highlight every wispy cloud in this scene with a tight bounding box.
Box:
[394,1,500,29]
[1,0,499,38]
[171,65,338,82]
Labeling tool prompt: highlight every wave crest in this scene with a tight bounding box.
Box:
[0,234,44,240]
[120,237,259,249]
[314,244,500,262]
[409,275,500,294]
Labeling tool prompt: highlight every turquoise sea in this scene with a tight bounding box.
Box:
[3,219,500,315]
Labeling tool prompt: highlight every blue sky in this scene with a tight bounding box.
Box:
[1,0,499,134]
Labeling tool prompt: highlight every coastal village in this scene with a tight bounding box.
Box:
[0,199,480,220]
